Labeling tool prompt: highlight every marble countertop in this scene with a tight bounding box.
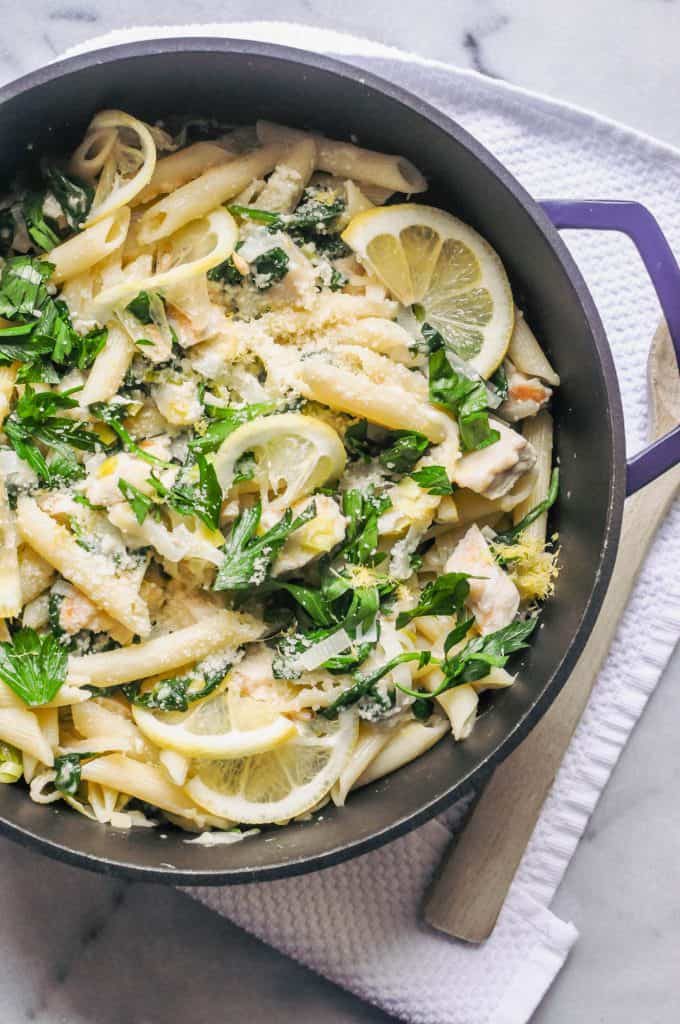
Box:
[1,3,679,1022]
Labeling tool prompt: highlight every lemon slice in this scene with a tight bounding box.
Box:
[132,687,296,759]
[211,412,346,509]
[342,204,514,377]
[185,711,358,824]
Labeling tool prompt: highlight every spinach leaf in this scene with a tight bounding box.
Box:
[396,572,471,629]
[251,247,289,290]
[321,651,431,719]
[54,752,93,796]
[23,193,61,252]
[409,465,455,495]
[208,255,244,285]
[429,347,500,453]
[493,468,559,545]
[341,488,391,566]
[125,291,154,324]
[214,500,317,591]
[124,651,232,712]
[162,454,222,530]
[378,431,430,474]
[0,628,67,707]
[42,164,93,230]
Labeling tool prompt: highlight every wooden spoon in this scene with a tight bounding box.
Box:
[423,321,680,942]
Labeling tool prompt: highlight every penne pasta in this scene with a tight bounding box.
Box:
[256,137,317,213]
[67,610,263,687]
[135,141,234,205]
[137,142,286,244]
[0,364,17,427]
[0,708,54,766]
[0,475,21,619]
[354,717,449,789]
[79,321,136,405]
[81,753,202,819]
[16,496,151,637]
[48,208,130,284]
[512,410,554,543]
[508,310,560,386]
[256,121,427,194]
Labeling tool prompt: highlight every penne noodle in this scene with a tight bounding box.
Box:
[48,208,130,284]
[79,321,136,405]
[354,717,449,789]
[508,310,560,386]
[256,137,317,213]
[93,208,237,317]
[0,708,54,766]
[138,142,286,244]
[81,754,202,819]
[256,121,427,194]
[17,546,55,605]
[512,410,554,543]
[135,142,235,205]
[331,723,393,806]
[17,496,151,637]
[67,610,263,687]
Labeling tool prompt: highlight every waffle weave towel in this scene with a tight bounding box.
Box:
[58,23,680,1023]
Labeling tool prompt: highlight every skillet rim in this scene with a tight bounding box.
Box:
[0,38,625,883]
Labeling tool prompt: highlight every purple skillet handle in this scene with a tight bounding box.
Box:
[540,200,680,495]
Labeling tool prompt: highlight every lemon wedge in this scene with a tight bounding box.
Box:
[342,204,514,377]
[185,710,358,824]
[132,687,296,759]
[211,412,346,510]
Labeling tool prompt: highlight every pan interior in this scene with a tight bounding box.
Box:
[0,42,623,882]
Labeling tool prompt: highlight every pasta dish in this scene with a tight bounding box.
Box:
[0,112,559,841]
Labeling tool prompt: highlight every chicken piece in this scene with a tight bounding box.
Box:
[452,420,536,500]
[499,360,552,422]
[445,524,519,635]
[152,379,202,426]
[83,440,175,507]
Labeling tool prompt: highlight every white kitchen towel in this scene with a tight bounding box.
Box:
[58,23,680,1024]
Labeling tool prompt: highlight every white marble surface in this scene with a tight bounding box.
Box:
[0,3,679,1022]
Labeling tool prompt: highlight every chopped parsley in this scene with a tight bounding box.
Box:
[409,465,455,495]
[5,385,100,485]
[251,247,290,290]
[214,499,317,591]
[0,628,68,707]
[428,346,500,453]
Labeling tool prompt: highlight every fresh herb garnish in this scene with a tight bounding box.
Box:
[409,465,455,495]
[126,291,154,324]
[0,628,67,707]
[489,363,509,402]
[493,469,560,545]
[214,499,317,591]
[232,451,256,485]
[147,453,222,530]
[208,255,244,285]
[395,572,471,629]
[118,478,155,525]
[189,402,278,456]
[429,347,500,453]
[5,385,100,484]
[341,489,391,567]
[90,400,171,469]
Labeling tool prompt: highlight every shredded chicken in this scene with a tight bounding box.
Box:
[444,524,519,634]
[452,420,536,500]
[499,360,552,422]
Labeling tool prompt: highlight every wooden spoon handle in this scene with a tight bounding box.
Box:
[423,324,679,942]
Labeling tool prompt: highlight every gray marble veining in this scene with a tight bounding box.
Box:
[0,3,679,1022]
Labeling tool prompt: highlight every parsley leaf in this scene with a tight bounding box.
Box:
[162,454,222,531]
[429,347,500,453]
[118,478,154,525]
[409,465,455,495]
[493,468,560,545]
[396,573,471,629]
[341,489,391,566]
[0,628,67,707]
[189,402,278,456]
[5,385,100,484]
[214,499,317,591]
[90,400,171,469]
